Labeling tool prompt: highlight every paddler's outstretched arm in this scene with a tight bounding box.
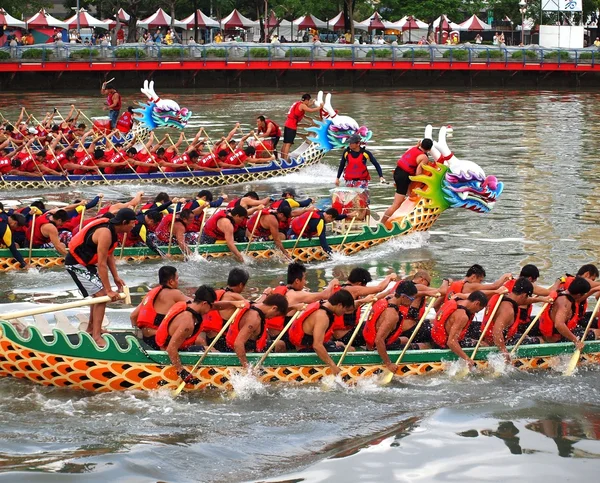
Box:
[374,309,400,372]
[312,312,341,375]
[446,312,474,368]
[219,218,244,263]
[233,312,259,368]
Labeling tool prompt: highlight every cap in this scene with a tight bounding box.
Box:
[348,134,361,144]
[281,187,297,198]
[110,208,137,224]
[28,127,37,134]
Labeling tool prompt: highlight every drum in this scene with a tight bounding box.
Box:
[331,187,369,217]
[91,116,111,133]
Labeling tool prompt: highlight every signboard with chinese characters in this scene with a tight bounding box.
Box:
[542,0,583,11]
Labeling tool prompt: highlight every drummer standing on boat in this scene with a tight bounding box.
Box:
[65,208,137,348]
[101,81,122,130]
[335,134,385,189]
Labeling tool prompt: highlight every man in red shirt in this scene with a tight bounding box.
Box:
[281,94,321,161]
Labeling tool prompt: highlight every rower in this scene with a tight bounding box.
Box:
[155,285,217,386]
[25,209,69,255]
[445,264,512,301]
[382,138,433,226]
[123,210,164,255]
[335,133,384,190]
[224,131,275,165]
[538,277,600,347]
[431,291,489,369]
[0,206,27,269]
[281,94,322,160]
[256,115,282,153]
[557,264,600,326]
[362,280,418,373]
[153,207,206,258]
[225,294,288,368]
[196,268,249,350]
[287,208,346,256]
[288,289,356,376]
[130,266,190,349]
[200,206,248,263]
[480,277,543,362]
[331,268,398,347]
[65,208,137,348]
[246,204,292,259]
[265,262,340,345]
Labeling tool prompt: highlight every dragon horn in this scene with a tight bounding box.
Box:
[437,125,451,155]
[430,145,442,161]
[317,90,324,107]
[148,81,158,101]
[140,80,149,98]
[424,124,433,140]
[323,93,335,116]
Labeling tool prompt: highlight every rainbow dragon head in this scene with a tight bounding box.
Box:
[133,80,192,131]
[411,125,503,214]
[305,91,372,151]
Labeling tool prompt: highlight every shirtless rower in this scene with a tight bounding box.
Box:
[130,266,190,349]
[288,289,356,375]
[246,204,292,259]
[445,264,512,300]
[200,206,248,263]
[431,291,489,368]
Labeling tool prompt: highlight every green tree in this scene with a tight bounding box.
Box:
[3,1,52,18]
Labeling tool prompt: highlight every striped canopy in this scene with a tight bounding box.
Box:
[293,14,327,30]
[64,9,109,29]
[117,8,130,24]
[355,12,394,31]
[221,9,257,29]
[433,15,461,31]
[392,16,428,31]
[27,9,68,29]
[459,15,492,31]
[137,8,185,29]
[181,9,219,29]
[0,8,26,28]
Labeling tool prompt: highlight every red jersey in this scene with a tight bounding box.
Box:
[116,111,133,133]
[397,146,424,175]
[284,101,305,130]
[258,119,282,138]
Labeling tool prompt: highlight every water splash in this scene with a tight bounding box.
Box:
[228,368,268,399]
[487,352,515,376]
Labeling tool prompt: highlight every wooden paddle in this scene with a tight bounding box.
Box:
[335,302,373,368]
[173,307,241,397]
[0,287,131,320]
[28,213,36,266]
[167,203,180,256]
[470,294,504,361]
[509,302,550,358]
[256,310,303,367]
[336,216,356,254]
[564,297,600,376]
[379,296,438,385]
[244,209,263,255]
[291,211,314,260]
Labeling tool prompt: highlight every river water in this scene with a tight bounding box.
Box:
[1,89,600,482]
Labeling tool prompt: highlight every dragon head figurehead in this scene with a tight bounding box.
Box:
[305,91,372,151]
[412,125,503,214]
[133,80,192,132]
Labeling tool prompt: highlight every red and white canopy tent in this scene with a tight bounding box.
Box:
[293,14,327,30]
[433,15,461,31]
[64,9,110,30]
[26,9,68,29]
[181,9,219,29]
[221,9,258,29]
[0,8,26,28]
[458,15,492,31]
[137,8,185,29]
[116,8,130,24]
[355,12,394,32]
[391,15,429,42]
[327,11,345,31]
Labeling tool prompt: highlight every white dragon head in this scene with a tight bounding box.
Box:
[133,80,192,131]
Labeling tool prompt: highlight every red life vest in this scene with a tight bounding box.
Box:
[225,149,248,166]
[67,218,118,267]
[561,276,588,319]
[431,300,474,348]
[343,149,370,181]
[137,286,164,329]
[155,213,181,243]
[290,211,320,237]
[288,301,335,350]
[397,146,424,175]
[107,92,122,111]
[446,280,466,301]
[362,298,403,349]
[203,210,233,240]
[247,209,274,239]
[480,296,520,340]
[225,306,268,352]
[538,292,578,338]
[259,119,282,137]
[26,212,53,247]
[200,288,227,334]
[116,111,133,133]
[285,101,305,130]
[155,301,203,350]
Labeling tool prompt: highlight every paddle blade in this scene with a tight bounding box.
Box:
[378,369,395,386]
[172,380,186,397]
[563,349,581,377]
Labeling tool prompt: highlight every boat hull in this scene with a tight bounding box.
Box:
[0,322,597,392]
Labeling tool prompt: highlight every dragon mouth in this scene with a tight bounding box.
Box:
[442,174,503,213]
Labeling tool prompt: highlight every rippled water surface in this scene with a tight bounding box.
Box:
[1,88,600,482]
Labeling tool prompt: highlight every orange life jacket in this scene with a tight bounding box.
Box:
[446,280,466,301]
[67,218,118,267]
[538,292,578,338]
[265,285,290,331]
[561,276,588,320]
[431,299,474,348]
[362,297,402,349]
[200,288,228,334]
[155,301,203,350]
[288,301,335,350]
[480,296,520,341]
[136,286,164,329]
[225,305,268,352]
[290,211,320,237]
